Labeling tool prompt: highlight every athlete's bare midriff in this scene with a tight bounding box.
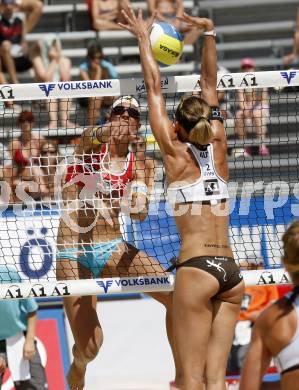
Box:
[174,203,233,261]
[165,132,232,262]
[56,197,123,248]
[96,0,120,21]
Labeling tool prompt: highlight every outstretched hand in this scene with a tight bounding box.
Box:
[176,12,214,31]
[118,7,157,37]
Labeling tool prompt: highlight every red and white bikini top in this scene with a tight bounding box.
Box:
[65,143,134,198]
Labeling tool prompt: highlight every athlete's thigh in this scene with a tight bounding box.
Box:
[205,281,244,376]
[56,258,92,280]
[104,244,167,276]
[173,268,218,372]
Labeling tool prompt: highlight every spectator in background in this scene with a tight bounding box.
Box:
[0,0,33,84]
[15,0,43,33]
[0,60,14,108]
[283,7,299,65]
[217,64,233,119]
[79,40,118,126]
[7,111,49,201]
[31,34,76,129]
[0,265,48,390]
[147,0,201,44]
[147,0,183,30]
[227,259,279,376]
[234,58,270,157]
[40,140,59,200]
[90,0,131,31]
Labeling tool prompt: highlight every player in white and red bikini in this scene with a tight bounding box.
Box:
[55,96,178,390]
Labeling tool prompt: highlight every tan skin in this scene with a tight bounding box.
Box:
[240,274,299,390]
[31,40,75,129]
[0,356,6,374]
[147,0,183,30]
[120,10,245,390]
[146,0,201,44]
[15,0,43,34]
[235,65,269,145]
[91,0,130,31]
[40,141,59,200]
[56,104,175,390]
[283,7,299,65]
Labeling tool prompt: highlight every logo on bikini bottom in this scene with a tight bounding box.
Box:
[206,260,227,281]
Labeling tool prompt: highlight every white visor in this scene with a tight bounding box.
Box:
[112,96,140,113]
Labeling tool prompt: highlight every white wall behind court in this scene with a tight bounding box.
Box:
[65,296,175,390]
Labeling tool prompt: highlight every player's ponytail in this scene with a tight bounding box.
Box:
[188,117,213,145]
[175,96,213,145]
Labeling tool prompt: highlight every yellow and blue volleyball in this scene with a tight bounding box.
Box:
[150,22,184,67]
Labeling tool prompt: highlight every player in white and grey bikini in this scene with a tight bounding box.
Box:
[120,9,245,390]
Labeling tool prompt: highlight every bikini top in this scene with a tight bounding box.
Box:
[166,143,229,205]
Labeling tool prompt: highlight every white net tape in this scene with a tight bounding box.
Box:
[0,69,298,299]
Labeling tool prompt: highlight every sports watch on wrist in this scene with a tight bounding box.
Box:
[203,30,216,37]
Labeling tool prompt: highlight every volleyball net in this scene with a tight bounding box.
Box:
[0,69,298,299]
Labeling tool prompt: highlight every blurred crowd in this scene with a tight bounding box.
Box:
[0,1,298,388]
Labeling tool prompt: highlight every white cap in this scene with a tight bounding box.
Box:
[112,95,140,113]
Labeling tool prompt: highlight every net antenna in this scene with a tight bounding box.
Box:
[0,69,297,299]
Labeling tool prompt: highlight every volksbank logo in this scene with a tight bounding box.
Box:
[280,71,297,84]
[96,277,171,294]
[39,80,113,97]
[39,84,55,97]
[97,280,113,293]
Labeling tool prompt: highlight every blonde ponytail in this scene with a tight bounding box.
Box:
[188,118,213,145]
[175,96,213,146]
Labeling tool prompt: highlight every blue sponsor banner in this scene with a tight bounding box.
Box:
[0,195,298,281]
[131,196,299,269]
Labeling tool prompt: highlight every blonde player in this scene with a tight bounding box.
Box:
[120,10,245,390]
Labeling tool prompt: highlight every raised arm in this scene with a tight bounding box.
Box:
[178,14,226,145]
[119,9,176,157]
[175,0,184,19]
[75,121,123,154]
[178,14,218,106]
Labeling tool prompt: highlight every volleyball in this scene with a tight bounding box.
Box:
[150,22,184,67]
